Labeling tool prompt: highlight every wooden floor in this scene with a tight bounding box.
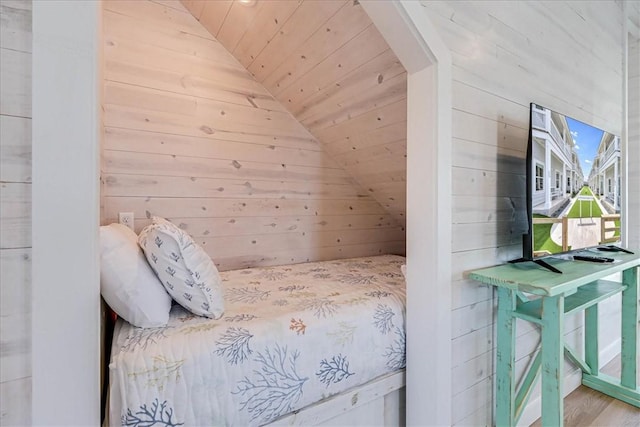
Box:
[530,356,640,427]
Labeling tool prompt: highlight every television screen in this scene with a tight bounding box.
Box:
[526,103,622,259]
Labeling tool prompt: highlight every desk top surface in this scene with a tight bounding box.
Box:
[469,250,640,296]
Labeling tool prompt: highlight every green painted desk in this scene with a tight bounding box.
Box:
[469,251,639,427]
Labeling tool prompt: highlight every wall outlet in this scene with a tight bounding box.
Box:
[118,212,135,231]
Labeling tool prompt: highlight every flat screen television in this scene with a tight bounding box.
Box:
[521,103,625,272]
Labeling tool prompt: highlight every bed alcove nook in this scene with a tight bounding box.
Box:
[31,1,453,425]
[360,2,453,425]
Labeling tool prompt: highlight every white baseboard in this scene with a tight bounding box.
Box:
[517,338,621,427]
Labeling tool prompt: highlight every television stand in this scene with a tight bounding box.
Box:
[509,257,562,274]
[470,251,640,426]
[597,245,635,254]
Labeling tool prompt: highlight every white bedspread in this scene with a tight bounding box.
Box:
[109,255,406,426]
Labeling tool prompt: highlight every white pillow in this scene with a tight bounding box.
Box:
[138,217,224,318]
[99,223,172,328]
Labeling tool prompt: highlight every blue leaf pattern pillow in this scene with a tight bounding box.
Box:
[138,217,224,318]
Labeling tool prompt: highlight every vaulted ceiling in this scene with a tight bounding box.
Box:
[181,0,407,227]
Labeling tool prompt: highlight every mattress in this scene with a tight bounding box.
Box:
[109,254,406,426]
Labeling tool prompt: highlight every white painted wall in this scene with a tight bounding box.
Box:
[0,1,32,424]
[361,1,453,425]
[417,1,629,425]
[31,1,101,424]
[627,7,640,250]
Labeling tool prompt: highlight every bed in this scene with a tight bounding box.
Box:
[107,254,406,426]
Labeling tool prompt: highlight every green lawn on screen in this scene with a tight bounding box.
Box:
[567,199,602,218]
[532,214,564,254]
[578,186,593,196]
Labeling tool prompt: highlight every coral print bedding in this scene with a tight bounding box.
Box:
[109,255,406,426]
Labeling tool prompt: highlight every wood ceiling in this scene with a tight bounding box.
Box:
[181,0,408,227]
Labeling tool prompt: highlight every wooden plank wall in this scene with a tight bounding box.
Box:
[628,22,640,250]
[102,0,405,271]
[0,0,32,424]
[420,2,626,425]
[182,0,408,228]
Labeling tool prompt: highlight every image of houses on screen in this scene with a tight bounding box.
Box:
[530,104,621,257]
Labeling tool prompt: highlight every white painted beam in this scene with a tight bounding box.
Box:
[32,1,101,424]
[362,1,453,425]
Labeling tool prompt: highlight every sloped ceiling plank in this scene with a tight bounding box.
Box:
[302,70,407,131]
[283,27,395,116]
[104,0,405,269]
[337,140,407,169]
[263,1,373,95]
[103,10,239,65]
[247,0,347,81]
[181,0,205,20]
[182,0,407,227]
[232,1,303,68]
[216,1,265,52]
[326,121,407,156]
[198,0,233,37]
[107,0,214,39]
[313,99,406,143]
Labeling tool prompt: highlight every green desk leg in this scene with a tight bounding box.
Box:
[541,295,564,427]
[584,304,598,373]
[621,267,638,390]
[496,287,516,426]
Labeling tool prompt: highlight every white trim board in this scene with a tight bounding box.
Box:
[31,1,102,424]
[269,370,405,426]
[624,1,640,249]
[361,1,453,425]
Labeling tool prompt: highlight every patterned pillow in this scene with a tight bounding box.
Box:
[138,217,224,318]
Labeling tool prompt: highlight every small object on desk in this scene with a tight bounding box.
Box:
[573,255,614,263]
[597,245,635,254]
[597,246,619,252]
